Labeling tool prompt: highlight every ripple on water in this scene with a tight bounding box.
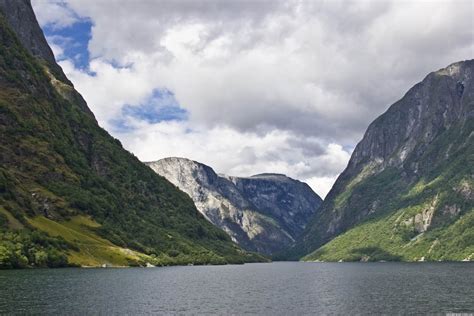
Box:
[0,262,473,315]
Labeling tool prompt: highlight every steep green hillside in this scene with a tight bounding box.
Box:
[0,1,263,268]
[287,60,474,262]
[303,121,473,261]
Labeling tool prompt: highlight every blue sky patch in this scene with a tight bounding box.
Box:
[41,16,188,132]
[111,90,188,132]
[43,19,92,70]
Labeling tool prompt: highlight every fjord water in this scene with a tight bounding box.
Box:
[1,262,473,314]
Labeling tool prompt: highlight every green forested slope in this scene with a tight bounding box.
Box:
[286,60,474,262]
[0,3,263,268]
[303,119,473,261]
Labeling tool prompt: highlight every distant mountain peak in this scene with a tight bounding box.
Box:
[147,158,322,255]
[251,173,288,178]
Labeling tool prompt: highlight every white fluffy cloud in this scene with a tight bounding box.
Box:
[31,0,474,198]
[32,0,79,29]
[112,118,351,197]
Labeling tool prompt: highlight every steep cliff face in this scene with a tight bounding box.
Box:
[291,60,474,261]
[0,0,261,268]
[230,174,320,239]
[147,158,322,255]
[0,0,70,84]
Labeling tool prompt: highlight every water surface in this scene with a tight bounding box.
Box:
[1,262,473,314]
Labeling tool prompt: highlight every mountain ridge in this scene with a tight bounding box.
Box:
[286,60,474,262]
[147,157,322,255]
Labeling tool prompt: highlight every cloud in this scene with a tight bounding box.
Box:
[31,0,474,197]
[47,0,473,141]
[115,90,188,128]
[32,0,80,29]
[113,118,351,198]
[47,40,64,60]
[58,59,156,125]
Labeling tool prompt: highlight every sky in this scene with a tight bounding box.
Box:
[31,0,474,198]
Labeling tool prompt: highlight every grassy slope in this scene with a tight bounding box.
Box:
[0,207,23,230]
[28,215,159,267]
[0,13,264,267]
[303,203,474,262]
[303,118,473,262]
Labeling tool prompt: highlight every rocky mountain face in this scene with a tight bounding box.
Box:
[0,0,68,82]
[147,158,322,255]
[288,60,474,262]
[0,0,263,268]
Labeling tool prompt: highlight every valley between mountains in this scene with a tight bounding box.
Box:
[0,0,472,268]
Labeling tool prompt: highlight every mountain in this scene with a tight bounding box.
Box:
[287,60,474,262]
[147,157,322,255]
[0,0,263,268]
